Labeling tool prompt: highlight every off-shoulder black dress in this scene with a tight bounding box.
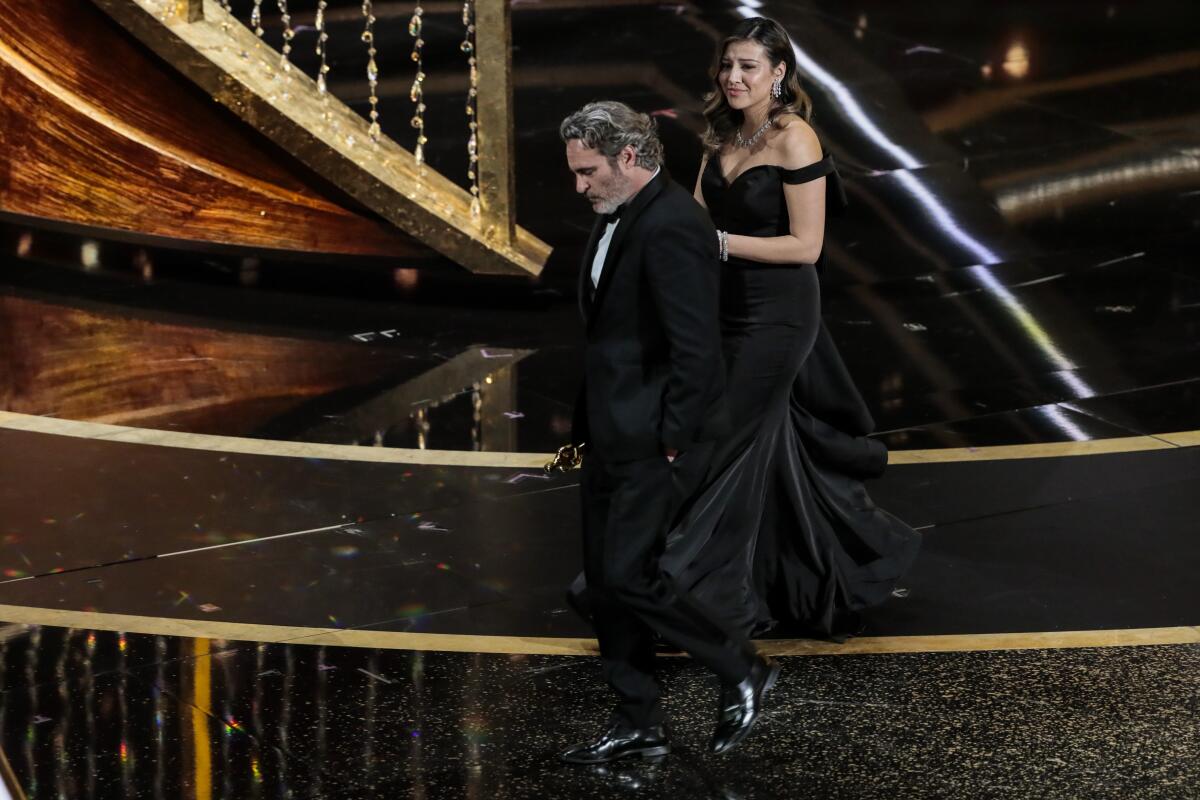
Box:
[659,154,921,640]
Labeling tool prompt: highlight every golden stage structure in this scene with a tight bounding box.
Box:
[0,0,549,276]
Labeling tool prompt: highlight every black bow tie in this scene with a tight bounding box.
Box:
[603,205,625,225]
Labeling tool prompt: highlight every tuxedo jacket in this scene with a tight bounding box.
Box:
[573,170,730,462]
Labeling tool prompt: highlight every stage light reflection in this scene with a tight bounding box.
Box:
[1002,42,1030,79]
[994,151,1200,218]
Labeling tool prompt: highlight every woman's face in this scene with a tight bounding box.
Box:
[719,40,784,111]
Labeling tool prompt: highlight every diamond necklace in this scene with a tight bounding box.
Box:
[734,117,773,149]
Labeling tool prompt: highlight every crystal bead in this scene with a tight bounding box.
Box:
[408,15,422,36]
[411,116,422,129]
[368,122,381,141]
[346,135,356,147]
[461,41,473,54]
[367,59,378,82]
[317,74,326,94]
[470,197,481,217]
[415,143,424,165]
[467,170,475,180]
[468,133,477,156]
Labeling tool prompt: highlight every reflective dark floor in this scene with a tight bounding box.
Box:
[3,0,1200,797]
[1,426,1198,638]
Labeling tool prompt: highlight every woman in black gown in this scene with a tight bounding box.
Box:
[660,17,921,640]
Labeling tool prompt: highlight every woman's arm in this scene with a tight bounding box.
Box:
[694,152,710,209]
[725,122,826,265]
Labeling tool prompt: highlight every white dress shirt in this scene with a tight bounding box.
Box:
[591,167,661,289]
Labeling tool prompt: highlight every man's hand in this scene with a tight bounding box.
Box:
[665,448,678,463]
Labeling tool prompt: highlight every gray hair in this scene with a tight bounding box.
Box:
[559,101,664,170]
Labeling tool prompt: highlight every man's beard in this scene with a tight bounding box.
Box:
[590,173,633,215]
[592,196,624,215]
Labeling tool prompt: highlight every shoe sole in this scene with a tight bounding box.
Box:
[711,662,780,756]
[560,744,671,765]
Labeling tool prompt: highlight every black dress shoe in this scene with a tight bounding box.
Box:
[561,722,671,764]
[710,657,779,755]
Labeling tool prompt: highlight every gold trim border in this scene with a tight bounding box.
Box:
[1,411,1195,468]
[0,604,1196,657]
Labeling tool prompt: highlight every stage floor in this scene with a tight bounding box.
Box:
[1,0,1199,797]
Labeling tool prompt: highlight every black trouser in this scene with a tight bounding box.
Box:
[580,443,755,729]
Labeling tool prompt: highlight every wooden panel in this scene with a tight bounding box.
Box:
[0,0,430,259]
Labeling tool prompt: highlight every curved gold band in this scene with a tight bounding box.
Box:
[2,411,1195,467]
[0,604,1195,656]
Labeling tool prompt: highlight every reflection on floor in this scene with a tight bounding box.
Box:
[2,0,1200,797]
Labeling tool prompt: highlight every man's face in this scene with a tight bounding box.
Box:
[566,139,632,215]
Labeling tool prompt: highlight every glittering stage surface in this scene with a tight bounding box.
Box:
[1,627,1197,799]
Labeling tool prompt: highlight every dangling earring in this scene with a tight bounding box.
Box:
[771,76,783,99]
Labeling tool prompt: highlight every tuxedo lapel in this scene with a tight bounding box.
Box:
[578,215,606,325]
[588,171,667,330]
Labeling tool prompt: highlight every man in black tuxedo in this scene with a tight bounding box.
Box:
[558,101,778,763]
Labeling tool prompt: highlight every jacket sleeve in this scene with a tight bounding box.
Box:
[643,211,722,451]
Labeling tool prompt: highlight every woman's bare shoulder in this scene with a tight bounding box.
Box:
[772,116,822,168]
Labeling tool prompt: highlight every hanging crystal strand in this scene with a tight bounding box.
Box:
[363,1,384,143]
[462,0,481,217]
[407,2,427,162]
[315,0,330,94]
[276,0,295,71]
[217,0,234,36]
[250,0,265,36]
